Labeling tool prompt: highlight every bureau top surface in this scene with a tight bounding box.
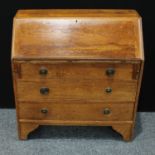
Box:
[12,9,144,61]
[16,9,140,18]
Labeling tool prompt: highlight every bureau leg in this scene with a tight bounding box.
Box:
[18,122,39,140]
[112,124,133,141]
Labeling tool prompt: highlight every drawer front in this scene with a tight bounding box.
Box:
[18,103,134,121]
[19,63,136,81]
[16,80,137,102]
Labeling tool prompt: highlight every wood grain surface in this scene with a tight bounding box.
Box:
[15,10,140,18]
[18,102,134,121]
[12,10,143,60]
[12,9,144,141]
[18,62,137,81]
[16,79,137,102]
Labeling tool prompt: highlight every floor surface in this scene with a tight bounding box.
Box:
[0,110,155,155]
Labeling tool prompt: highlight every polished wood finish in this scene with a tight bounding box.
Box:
[12,10,143,61]
[12,9,144,141]
[15,10,140,18]
[19,62,136,81]
[112,124,133,141]
[19,123,39,140]
[16,80,137,102]
[18,102,134,121]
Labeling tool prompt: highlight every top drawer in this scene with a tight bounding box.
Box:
[15,62,140,81]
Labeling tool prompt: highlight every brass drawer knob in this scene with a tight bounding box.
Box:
[41,108,48,114]
[39,67,48,75]
[106,68,115,76]
[103,108,111,115]
[40,87,50,95]
[105,87,112,93]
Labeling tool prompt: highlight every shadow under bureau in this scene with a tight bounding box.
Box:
[12,9,144,141]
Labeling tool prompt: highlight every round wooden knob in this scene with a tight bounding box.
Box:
[40,87,50,95]
[106,68,115,76]
[103,108,111,115]
[39,67,48,75]
[41,108,48,114]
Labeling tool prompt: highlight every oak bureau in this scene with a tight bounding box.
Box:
[12,9,144,141]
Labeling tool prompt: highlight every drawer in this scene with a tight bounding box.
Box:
[18,102,134,121]
[16,79,137,102]
[18,62,137,81]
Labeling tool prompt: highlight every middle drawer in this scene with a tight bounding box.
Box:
[17,79,137,102]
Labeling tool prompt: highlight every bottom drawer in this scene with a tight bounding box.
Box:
[18,102,134,121]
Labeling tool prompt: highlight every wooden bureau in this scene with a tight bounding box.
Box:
[11,9,144,141]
